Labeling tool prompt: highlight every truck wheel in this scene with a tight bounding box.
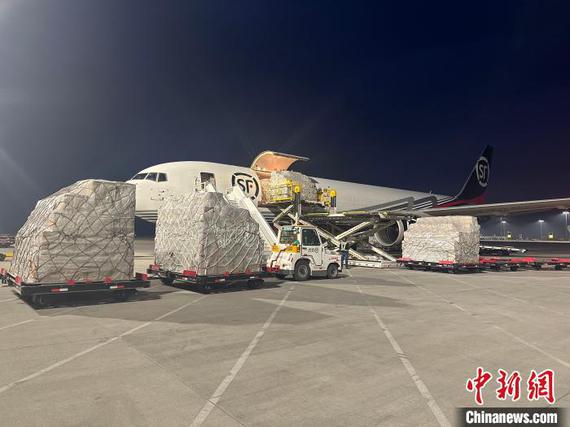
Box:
[326,263,339,279]
[293,261,310,281]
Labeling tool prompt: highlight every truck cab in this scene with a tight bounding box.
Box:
[267,225,342,281]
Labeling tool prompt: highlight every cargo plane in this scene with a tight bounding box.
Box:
[127,146,570,247]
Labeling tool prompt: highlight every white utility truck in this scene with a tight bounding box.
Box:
[267,225,342,281]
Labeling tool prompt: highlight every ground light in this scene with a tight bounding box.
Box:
[500,219,507,238]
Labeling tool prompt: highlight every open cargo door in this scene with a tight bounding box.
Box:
[251,151,309,179]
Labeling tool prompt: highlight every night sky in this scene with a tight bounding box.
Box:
[1,1,569,232]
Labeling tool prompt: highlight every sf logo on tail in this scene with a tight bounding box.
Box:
[476,156,490,187]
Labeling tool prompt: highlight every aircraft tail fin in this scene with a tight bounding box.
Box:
[439,145,493,207]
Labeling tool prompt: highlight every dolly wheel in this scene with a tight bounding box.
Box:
[33,295,46,307]
[247,279,263,289]
[275,274,287,280]
[293,261,310,281]
[113,291,128,302]
[326,263,339,279]
[160,277,174,286]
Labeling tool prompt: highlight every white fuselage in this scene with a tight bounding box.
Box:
[126,161,449,222]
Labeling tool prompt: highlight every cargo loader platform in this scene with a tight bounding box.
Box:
[0,268,150,306]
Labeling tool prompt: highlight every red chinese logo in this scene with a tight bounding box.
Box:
[496,369,521,401]
[467,368,555,405]
[527,369,555,404]
[466,367,493,405]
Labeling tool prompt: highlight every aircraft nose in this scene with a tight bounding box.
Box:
[126,180,147,211]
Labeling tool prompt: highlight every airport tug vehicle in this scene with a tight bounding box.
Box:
[267,224,342,281]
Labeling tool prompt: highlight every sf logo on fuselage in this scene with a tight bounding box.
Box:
[231,172,260,199]
[476,156,490,187]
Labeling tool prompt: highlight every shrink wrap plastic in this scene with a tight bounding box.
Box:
[10,180,135,283]
[402,216,480,263]
[155,191,264,276]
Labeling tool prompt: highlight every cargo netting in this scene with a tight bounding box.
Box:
[10,180,135,283]
[260,171,318,204]
[401,216,480,264]
[155,191,264,276]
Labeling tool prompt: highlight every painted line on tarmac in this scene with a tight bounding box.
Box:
[0,319,34,331]
[190,285,296,427]
[389,271,469,313]
[476,274,567,281]
[392,271,570,369]
[492,325,570,369]
[0,297,18,303]
[447,275,570,319]
[0,295,207,395]
[356,284,451,427]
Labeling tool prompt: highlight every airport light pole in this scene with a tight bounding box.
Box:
[500,219,507,238]
[538,219,544,240]
[563,211,569,240]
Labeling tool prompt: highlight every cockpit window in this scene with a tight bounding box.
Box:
[145,173,158,181]
[157,173,167,182]
[131,173,147,180]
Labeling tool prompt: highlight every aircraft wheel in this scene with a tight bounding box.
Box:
[326,263,339,279]
[293,261,310,281]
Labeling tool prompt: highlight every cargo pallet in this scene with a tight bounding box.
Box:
[478,257,543,271]
[147,264,271,293]
[397,258,481,273]
[0,268,150,306]
[397,257,570,273]
[545,258,570,270]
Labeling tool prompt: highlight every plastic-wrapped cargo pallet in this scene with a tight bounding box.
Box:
[401,216,480,264]
[269,171,318,202]
[155,191,264,276]
[10,180,135,283]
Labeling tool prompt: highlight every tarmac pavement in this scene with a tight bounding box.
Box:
[0,241,568,426]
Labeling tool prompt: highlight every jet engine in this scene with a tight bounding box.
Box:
[373,220,406,247]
